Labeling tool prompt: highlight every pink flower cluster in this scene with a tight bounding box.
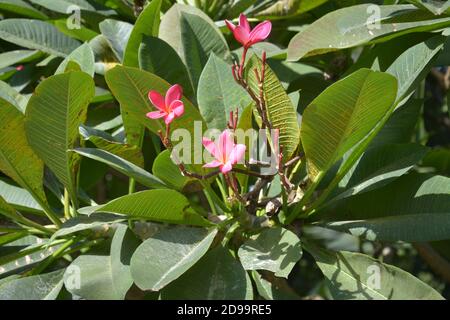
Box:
[145,14,271,175]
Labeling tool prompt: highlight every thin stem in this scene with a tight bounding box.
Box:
[64,188,71,220]
[128,178,136,194]
[31,238,76,275]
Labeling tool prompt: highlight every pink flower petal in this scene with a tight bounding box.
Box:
[218,130,234,163]
[239,14,251,33]
[148,91,166,111]
[165,84,183,106]
[164,112,175,125]
[225,19,236,32]
[233,26,251,47]
[203,160,222,168]
[170,100,184,117]
[202,137,218,158]
[229,144,246,165]
[248,20,272,46]
[146,111,166,119]
[220,162,233,174]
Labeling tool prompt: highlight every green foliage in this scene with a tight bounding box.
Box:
[0,0,449,301]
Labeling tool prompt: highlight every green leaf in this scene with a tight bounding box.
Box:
[0,19,80,57]
[0,236,63,276]
[152,149,190,191]
[0,49,39,69]
[251,271,300,300]
[322,173,450,242]
[51,213,125,239]
[245,55,300,160]
[55,43,95,77]
[0,80,28,113]
[64,224,140,300]
[28,0,96,13]
[159,4,230,91]
[255,0,329,18]
[238,227,302,278]
[161,246,253,300]
[53,19,98,42]
[407,0,450,15]
[123,0,162,67]
[0,0,48,19]
[105,65,205,150]
[0,98,49,214]
[301,69,397,181]
[198,53,251,130]
[287,4,450,61]
[0,269,64,300]
[94,189,212,227]
[131,226,217,291]
[332,143,428,203]
[385,35,446,102]
[25,72,95,207]
[79,125,144,167]
[0,194,21,221]
[369,98,422,148]
[73,148,166,189]
[138,35,194,99]
[306,244,444,300]
[99,19,133,62]
[0,179,43,214]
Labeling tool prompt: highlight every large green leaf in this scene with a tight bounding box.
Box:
[99,19,133,62]
[28,0,97,13]
[25,72,95,207]
[0,269,64,300]
[0,49,40,69]
[55,43,95,77]
[301,69,397,181]
[385,35,446,102]
[131,226,217,291]
[0,0,48,19]
[306,244,444,300]
[152,149,190,191]
[287,4,450,61]
[138,36,194,99]
[369,98,422,148]
[79,125,144,167]
[198,53,250,130]
[0,98,49,216]
[0,179,43,214]
[238,227,302,278]
[255,0,329,18]
[159,4,230,90]
[252,271,300,300]
[0,236,63,276]
[94,189,213,227]
[245,55,300,160]
[0,19,80,57]
[0,80,28,112]
[64,224,139,300]
[123,0,162,67]
[73,148,165,189]
[332,143,428,203]
[105,65,205,151]
[161,246,253,300]
[407,0,450,15]
[322,173,450,242]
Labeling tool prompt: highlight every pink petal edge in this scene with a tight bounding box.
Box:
[148,91,166,111]
[165,84,183,106]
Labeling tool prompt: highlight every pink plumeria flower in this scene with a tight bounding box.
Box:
[146,84,184,125]
[202,130,246,174]
[225,14,272,49]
